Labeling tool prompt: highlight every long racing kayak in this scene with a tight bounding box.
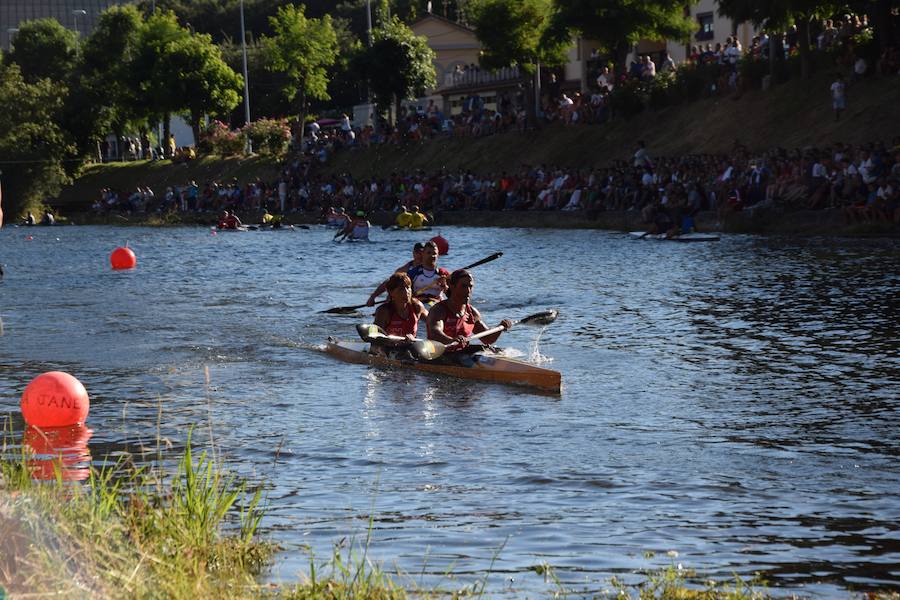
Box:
[325,339,561,393]
[629,231,720,242]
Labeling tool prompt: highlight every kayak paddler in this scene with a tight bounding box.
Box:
[218,210,243,229]
[373,273,428,344]
[408,205,429,229]
[367,242,425,307]
[406,240,450,304]
[427,269,512,352]
[395,206,413,228]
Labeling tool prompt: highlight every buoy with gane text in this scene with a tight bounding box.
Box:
[110,245,137,269]
[430,235,449,256]
[21,372,90,427]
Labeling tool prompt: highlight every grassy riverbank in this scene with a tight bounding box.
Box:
[4,422,899,598]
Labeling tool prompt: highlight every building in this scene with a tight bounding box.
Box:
[1,0,127,51]
[666,0,758,64]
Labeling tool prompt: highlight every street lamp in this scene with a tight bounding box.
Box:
[240,0,252,154]
[6,28,18,51]
[72,9,87,37]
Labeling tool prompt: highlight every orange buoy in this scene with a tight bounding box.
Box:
[24,424,93,482]
[431,235,449,255]
[110,245,137,269]
[21,371,90,427]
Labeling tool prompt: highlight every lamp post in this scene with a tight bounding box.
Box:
[240,0,252,154]
[72,9,87,37]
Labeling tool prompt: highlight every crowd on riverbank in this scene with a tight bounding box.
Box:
[92,137,900,229]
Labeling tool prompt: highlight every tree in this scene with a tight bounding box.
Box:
[553,0,693,75]
[167,33,244,145]
[469,0,569,125]
[0,63,73,217]
[359,16,436,124]
[5,18,78,84]
[261,4,339,131]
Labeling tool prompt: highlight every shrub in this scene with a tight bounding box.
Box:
[243,118,292,157]
[202,120,245,156]
[608,78,647,119]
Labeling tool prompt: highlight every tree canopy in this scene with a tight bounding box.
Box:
[360,16,436,123]
[6,19,79,84]
[469,0,569,72]
[260,4,339,124]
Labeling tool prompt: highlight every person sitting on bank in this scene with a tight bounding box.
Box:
[373,273,428,344]
[427,269,513,353]
[217,210,242,229]
[367,242,425,306]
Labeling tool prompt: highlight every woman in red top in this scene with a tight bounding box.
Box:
[373,273,428,342]
[427,269,512,352]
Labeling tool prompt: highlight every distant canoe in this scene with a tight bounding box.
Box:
[629,231,720,242]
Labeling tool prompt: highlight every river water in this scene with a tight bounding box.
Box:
[1,225,898,597]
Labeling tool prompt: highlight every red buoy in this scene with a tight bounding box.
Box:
[110,246,137,269]
[431,235,449,255]
[21,371,90,427]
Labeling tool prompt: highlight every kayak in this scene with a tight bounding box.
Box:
[325,339,561,393]
[390,225,432,232]
[629,231,720,242]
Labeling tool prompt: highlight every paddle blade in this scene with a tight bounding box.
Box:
[356,323,383,342]
[519,309,559,325]
[410,339,446,361]
[321,304,364,314]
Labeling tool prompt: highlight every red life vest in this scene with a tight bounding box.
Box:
[439,303,476,339]
[385,305,420,338]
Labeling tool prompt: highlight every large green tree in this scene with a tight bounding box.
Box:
[261,4,339,130]
[5,19,78,84]
[469,0,569,124]
[0,64,73,217]
[553,0,693,75]
[359,16,436,124]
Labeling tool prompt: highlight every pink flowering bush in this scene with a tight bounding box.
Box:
[202,120,245,156]
[243,118,291,157]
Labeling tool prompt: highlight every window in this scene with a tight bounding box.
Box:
[696,12,714,41]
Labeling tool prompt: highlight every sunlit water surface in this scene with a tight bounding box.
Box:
[1,225,898,597]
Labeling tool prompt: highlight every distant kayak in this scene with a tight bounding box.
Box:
[629,231,720,242]
[389,225,432,232]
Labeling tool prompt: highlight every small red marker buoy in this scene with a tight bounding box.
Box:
[110,245,137,269]
[21,371,90,427]
[430,235,449,256]
[25,235,33,241]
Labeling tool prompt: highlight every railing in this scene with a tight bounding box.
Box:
[441,66,522,90]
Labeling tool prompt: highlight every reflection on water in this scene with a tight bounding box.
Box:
[0,226,898,596]
[24,424,93,482]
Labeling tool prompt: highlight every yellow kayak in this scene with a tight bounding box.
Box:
[325,339,561,394]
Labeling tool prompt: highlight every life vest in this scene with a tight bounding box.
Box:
[396,211,413,227]
[408,212,427,228]
[385,304,420,337]
[434,302,476,340]
[407,265,449,300]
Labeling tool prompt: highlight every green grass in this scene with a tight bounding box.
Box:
[3,417,892,598]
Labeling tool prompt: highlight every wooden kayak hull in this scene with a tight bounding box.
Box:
[325,340,561,394]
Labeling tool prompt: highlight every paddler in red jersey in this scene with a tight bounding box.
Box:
[217,210,243,229]
[427,269,512,352]
[373,273,428,345]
